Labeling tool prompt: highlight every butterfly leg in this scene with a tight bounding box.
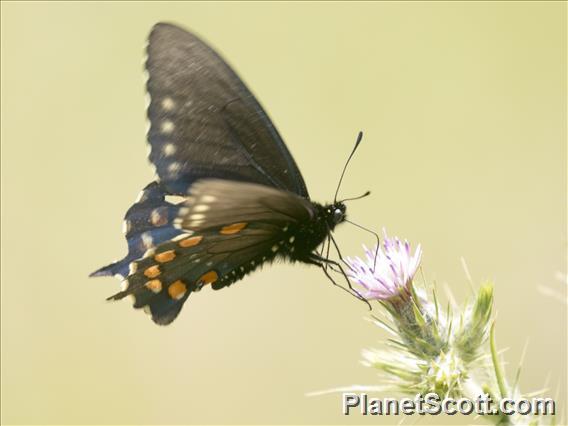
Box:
[304,256,356,299]
[328,233,360,275]
[317,233,370,308]
[318,235,334,274]
[317,235,344,276]
[305,253,372,310]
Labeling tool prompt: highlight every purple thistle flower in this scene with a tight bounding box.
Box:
[346,229,422,301]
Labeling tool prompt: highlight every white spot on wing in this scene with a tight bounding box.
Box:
[190,213,205,220]
[141,232,154,248]
[161,97,175,111]
[150,208,164,226]
[163,143,176,156]
[168,162,181,175]
[143,84,151,111]
[143,247,156,257]
[136,190,148,203]
[142,54,157,180]
[271,245,279,252]
[165,195,186,204]
[172,232,193,241]
[122,220,131,235]
[201,195,217,203]
[161,120,175,134]
[142,80,152,131]
[289,236,295,243]
[193,204,210,213]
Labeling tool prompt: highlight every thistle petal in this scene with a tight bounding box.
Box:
[346,230,422,301]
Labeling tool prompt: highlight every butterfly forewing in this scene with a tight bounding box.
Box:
[178,179,314,232]
[146,23,309,197]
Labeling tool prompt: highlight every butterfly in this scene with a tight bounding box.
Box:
[90,22,368,325]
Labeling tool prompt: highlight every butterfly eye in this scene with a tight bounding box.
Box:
[333,208,344,223]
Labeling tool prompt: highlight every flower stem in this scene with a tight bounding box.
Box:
[490,322,509,400]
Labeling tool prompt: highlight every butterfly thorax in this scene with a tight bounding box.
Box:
[285,201,346,261]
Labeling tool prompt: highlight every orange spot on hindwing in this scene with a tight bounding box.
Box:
[168,280,187,300]
[198,270,218,286]
[220,222,247,235]
[145,279,162,293]
[144,265,161,278]
[179,235,203,248]
[154,250,176,263]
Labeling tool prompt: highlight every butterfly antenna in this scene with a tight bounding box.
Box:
[339,190,371,203]
[345,219,381,273]
[334,131,364,203]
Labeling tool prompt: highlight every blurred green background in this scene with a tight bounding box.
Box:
[1,2,565,425]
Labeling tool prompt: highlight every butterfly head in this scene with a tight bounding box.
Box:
[325,202,347,229]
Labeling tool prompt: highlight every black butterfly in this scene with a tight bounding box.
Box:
[91,23,367,325]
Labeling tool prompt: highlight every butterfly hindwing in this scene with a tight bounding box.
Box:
[105,179,316,324]
[146,23,309,197]
[90,181,184,279]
